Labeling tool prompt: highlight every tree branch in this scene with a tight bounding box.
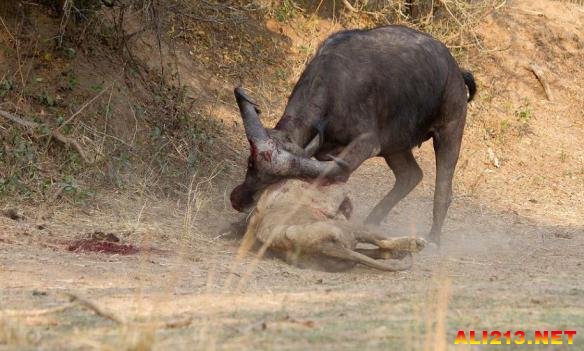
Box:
[66,293,124,324]
[341,0,358,12]
[0,110,93,164]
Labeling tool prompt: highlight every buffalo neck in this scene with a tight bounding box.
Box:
[274,101,324,149]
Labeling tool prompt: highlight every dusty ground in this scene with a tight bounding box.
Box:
[1,151,583,350]
[1,0,583,350]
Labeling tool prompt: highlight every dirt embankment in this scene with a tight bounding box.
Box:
[0,0,581,218]
[456,0,584,224]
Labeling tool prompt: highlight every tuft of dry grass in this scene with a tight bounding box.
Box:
[116,325,157,351]
[0,316,32,347]
[423,272,452,351]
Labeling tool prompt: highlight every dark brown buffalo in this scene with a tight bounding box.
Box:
[231,25,476,245]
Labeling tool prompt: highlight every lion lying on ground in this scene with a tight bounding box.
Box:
[242,179,426,272]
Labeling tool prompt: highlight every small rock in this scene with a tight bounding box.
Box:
[554,232,574,239]
[3,208,25,221]
[88,231,120,242]
[487,147,500,168]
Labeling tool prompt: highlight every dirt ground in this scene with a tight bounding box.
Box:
[1,0,583,350]
[1,149,583,350]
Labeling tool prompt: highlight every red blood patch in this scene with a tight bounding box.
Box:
[249,140,258,159]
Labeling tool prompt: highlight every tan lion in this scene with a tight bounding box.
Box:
[242,179,425,272]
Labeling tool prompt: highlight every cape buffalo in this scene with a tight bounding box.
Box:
[231,25,476,245]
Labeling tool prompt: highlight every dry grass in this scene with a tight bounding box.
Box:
[0,0,232,205]
[0,0,501,204]
[114,325,157,351]
[0,316,32,347]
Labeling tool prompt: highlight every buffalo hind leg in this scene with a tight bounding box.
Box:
[365,150,423,225]
[428,118,465,245]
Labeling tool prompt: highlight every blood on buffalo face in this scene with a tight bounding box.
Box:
[229,87,346,212]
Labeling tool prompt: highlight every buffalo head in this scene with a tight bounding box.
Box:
[230,87,346,212]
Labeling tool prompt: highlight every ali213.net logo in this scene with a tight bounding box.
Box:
[454,330,577,345]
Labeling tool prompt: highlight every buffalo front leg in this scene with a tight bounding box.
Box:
[328,132,381,178]
[365,150,423,225]
[428,119,465,245]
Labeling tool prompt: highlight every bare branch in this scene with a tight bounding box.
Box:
[0,303,76,317]
[65,293,193,329]
[66,293,124,324]
[0,110,93,164]
[341,0,358,12]
[57,84,112,131]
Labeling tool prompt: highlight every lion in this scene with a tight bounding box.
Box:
[242,179,426,272]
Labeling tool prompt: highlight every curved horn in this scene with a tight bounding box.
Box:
[234,87,267,142]
[292,154,348,178]
[319,242,413,271]
[233,90,347,179]
[303,120,328,157]
[303,134,321,158]
[264,149,348,179]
